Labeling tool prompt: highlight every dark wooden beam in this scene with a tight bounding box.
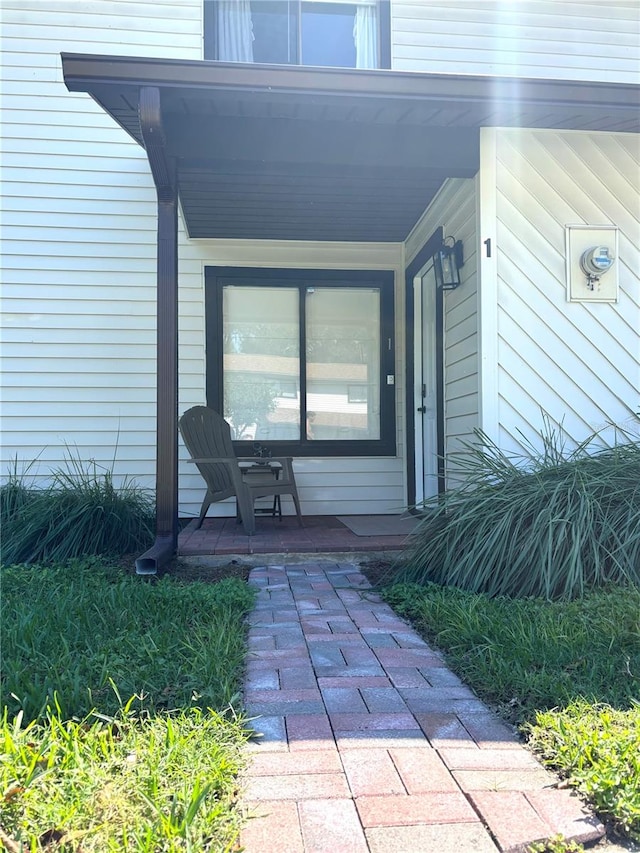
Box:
[136,86,179,575]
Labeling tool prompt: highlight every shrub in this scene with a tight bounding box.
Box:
[400,426,640,599]
[1,450,154,564]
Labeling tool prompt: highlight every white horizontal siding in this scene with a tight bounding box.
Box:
[180,456,407,519]
[391,1,640,84]
[1,2,182,490]
[0,0,406,516]
[493,129,640,454]
[1,0,203,61]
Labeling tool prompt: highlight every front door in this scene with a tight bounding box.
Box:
[414,263,439,505]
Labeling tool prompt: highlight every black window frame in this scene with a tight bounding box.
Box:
[203,1,391,69]
[205,266,396,458]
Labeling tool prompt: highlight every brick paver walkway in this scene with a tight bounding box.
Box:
[239,562,605,853]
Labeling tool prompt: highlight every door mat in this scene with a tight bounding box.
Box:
[337,514,420,537]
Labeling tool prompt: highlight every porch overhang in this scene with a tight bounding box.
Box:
[61,54,640,243]
[59,54,639,572]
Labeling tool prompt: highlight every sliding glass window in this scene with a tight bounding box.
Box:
[205,268,395,457]
[204,1,391,69]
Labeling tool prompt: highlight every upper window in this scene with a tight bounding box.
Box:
[205,1,390,69]
[205,267,396,457]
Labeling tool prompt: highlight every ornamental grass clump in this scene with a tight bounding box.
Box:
[401,425,640,600]
[0,449,154,564]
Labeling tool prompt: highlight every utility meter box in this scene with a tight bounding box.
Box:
[565,225,619,303]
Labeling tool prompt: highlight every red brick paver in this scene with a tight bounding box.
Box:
[178,514,412,556]
[239,562,605,853]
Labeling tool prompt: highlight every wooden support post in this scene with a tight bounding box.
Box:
[136,87,178,574]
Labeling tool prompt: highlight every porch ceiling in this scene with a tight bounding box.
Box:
[62,54,640,243]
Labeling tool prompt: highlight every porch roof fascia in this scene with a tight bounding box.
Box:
[62,53,640,130]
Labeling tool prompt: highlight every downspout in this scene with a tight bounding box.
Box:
[135,86,179,575]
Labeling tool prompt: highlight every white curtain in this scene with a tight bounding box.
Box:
[217,0,254,62]
[353,3,378,69]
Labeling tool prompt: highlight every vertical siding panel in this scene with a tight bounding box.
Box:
[495,129,640,455]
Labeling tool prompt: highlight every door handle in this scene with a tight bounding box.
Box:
[417,406,426,414]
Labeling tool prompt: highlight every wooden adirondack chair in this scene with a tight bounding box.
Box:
[178,405,303,535]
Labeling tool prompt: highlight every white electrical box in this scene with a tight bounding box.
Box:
[565,225,619,303]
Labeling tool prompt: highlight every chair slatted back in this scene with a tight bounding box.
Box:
[179,406,235,496]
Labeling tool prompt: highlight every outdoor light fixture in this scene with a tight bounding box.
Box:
[434,236,464,290]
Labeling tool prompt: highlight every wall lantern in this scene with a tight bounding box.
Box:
[434,236,464,290]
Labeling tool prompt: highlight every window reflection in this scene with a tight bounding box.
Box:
[306,287,380,440]
[222,284,381,442]
[223,287,300,441]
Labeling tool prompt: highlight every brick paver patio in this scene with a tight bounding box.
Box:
[178,515,412,556]
[239,561,605,853]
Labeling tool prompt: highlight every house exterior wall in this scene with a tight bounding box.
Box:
[1,0,406,518]
[2,1,638,518]
[480,127,640,455]
[2,0,202,491]
[405,178,480,486]
[391,1,640,84]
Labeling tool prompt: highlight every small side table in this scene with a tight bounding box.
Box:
[238,461,282,519]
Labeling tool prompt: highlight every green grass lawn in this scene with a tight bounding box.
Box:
[382,581,640,843]
[0,558,255,852]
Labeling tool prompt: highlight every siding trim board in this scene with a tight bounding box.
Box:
[478,129,500,447]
